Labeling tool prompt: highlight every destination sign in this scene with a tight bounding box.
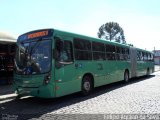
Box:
[27,30,48,39]
[18,29,53,42]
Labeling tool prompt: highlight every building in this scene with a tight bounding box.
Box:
[0,32,16,85]
[154,50,160,65]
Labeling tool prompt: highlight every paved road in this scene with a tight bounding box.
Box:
[0,72,160,120]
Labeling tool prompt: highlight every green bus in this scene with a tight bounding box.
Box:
[13,29,154,98]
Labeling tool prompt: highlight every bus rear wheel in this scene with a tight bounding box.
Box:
[124,70,129,83]
[81,75,93,96]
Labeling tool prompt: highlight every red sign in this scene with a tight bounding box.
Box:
[27,30,48,39]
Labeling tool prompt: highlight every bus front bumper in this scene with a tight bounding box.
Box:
[15,84,55,98]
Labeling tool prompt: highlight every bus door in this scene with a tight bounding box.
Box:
[130,47,137,77]
[54,37,78,97]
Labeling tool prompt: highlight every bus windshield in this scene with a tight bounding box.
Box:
[15,39,51,75]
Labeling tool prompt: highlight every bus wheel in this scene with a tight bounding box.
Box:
[124,70,129,83]
[81,75,93,96]
[14,95,21,100]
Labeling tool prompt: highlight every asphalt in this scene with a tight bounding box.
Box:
[0,85,16,101]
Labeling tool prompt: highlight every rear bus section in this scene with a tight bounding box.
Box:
[135,49,154,77]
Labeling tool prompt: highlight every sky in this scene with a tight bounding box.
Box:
[0,0,160,51]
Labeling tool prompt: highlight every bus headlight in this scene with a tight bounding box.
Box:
[44,73,51,85]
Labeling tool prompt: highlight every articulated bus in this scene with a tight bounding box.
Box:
[13,29,154,98]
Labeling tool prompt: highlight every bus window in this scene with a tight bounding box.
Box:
[106,44,116,60]
[92,42,105,60]
[144,53,148,61]
[55,38,73,66]
[74,38,91,50]
[92,42,105,52]
[74,38,92,60]
[139,51,143,61]
[93,52,105,60]
[142,52,145,61]
[137,51,141,61]
[55,38,63,61]
[106,44,116,53]
[115,46,121,60]
[106,53,115,60]
[151,54,154,61]
[75,51,92,60]
[116,46,121,53]
[63,41,73,62]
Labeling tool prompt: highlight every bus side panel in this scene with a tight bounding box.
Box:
[31,84,55,98]
[54,63,81,97]
[137,61,146,76]
[137,61,154,77]
[103,61,119,85]
[114,61,131,82]
[92,61,106,87]
[55,79,81,97]
[93,60,130,87]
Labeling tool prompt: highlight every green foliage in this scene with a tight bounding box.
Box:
[128,44,134,47]
[98,22,126,44]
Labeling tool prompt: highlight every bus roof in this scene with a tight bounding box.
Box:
[54,29,153,53]
[54,29,130,47]
[18,28,153,53]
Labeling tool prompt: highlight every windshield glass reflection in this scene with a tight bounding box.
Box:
[15,39,51,75]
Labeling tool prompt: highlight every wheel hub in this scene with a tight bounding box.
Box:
[84,81,90,91]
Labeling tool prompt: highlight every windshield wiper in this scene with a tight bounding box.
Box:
[14,43,28,72]
[29,38,43,56]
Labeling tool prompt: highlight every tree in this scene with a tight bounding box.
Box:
[128,44,134,47]
[98,22,126,44]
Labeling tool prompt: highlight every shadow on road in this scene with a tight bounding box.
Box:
[0,75,155,119]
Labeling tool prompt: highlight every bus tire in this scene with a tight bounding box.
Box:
[81,75,93,96]
[124,70,129,83]
[14,95,22,100]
